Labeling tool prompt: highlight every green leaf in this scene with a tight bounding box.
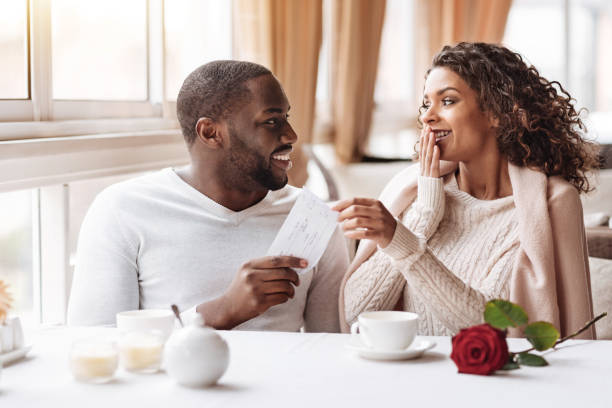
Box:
[524,321,560,351]
[484,299,529,330]
[501,362,520,370]
[517,352,549,367]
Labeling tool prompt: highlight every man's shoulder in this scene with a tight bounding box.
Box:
[95,168,175,208]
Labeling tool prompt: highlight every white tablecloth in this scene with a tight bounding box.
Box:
[1,327,610,408]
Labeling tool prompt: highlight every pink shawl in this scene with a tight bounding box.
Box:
[339,161,595,339]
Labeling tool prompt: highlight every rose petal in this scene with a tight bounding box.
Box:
[450,323,508,375]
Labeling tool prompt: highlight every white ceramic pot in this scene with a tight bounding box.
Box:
[164,315,229,387]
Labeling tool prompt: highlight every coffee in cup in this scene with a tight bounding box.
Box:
[350,311,418,351]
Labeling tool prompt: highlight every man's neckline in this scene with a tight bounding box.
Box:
[166,167,279,220]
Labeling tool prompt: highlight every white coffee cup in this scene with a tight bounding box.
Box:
[116,309,175,340]
[350,311,418,351]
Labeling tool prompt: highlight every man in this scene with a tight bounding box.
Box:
[67,61,349,332]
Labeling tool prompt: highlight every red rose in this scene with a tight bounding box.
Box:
[450,323,509,375]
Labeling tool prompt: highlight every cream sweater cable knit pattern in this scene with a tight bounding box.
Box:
[344,173,520,336]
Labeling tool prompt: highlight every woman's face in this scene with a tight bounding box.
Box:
[420,67,498,163]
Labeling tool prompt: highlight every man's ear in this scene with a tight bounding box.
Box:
[195,117,224,148]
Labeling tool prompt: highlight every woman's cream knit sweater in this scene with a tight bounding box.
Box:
[344,173,520,336]
[340,161,594,339]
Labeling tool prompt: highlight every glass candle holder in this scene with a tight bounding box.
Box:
[69,339,118,384]
[118,330,164,373]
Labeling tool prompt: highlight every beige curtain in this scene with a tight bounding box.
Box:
[414,0,513,103]
[233,0,323,187]
[330,0,386,163]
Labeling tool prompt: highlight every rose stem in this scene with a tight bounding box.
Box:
[515,312,607,354]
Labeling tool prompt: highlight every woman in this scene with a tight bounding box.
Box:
[334,42,601,338]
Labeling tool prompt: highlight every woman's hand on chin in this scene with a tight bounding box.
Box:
[332,198,397,248]
[420,126,441,178]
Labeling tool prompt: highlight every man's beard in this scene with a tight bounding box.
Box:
[222,128,288,192]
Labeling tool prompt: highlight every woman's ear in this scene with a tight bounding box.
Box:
[488,112,500,128]
[195,117,224,149]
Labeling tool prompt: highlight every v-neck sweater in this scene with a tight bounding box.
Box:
[67,168,349,332]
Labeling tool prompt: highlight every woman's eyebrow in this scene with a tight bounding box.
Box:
[437,86,460,95]
[423,86,461,99]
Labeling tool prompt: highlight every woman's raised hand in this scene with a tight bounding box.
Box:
[420,126,440,178]
[332,198,397,248]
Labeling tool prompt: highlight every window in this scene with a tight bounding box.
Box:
[0,1,232,326]
[359,0,612,158]
[0,0,232,123]
[374,0,414,105]
[0,174,154,327]
[0,190,34,328]
[504,2,565,90]
[0,0,30,121]
[569,0,612,114]
[0,0,28,99]
[314,0,418,158]
[51,0,148,101]
[367,0,417,159]
[0,0,161,121]
[50,0,160,119]
[591,7,612,113]
[0,0,232,189]
[164,0,232,101]
[504,0,612,144]
[316,0,332,104]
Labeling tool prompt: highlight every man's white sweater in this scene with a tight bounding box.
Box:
[67,168,349,332]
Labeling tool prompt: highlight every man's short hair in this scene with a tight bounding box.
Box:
[176,60,272,146]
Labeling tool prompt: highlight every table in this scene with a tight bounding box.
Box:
[1,327,611,408]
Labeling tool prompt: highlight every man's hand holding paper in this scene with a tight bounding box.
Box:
[267,189,340,273]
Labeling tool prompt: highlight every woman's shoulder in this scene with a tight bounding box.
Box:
[547,176,580,203]
[545,176,583,222]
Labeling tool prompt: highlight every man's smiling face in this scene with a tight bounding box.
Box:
[220,74,298,192]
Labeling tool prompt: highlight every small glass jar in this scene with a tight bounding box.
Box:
[118,330,164,373]
[69,339,118,384]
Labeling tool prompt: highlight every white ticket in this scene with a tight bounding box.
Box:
[267,188,338,273]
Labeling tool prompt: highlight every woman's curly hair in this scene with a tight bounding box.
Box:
[423,42,602,193]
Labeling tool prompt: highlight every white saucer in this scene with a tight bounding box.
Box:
[346,337,436,361]
[0,344,32,366]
